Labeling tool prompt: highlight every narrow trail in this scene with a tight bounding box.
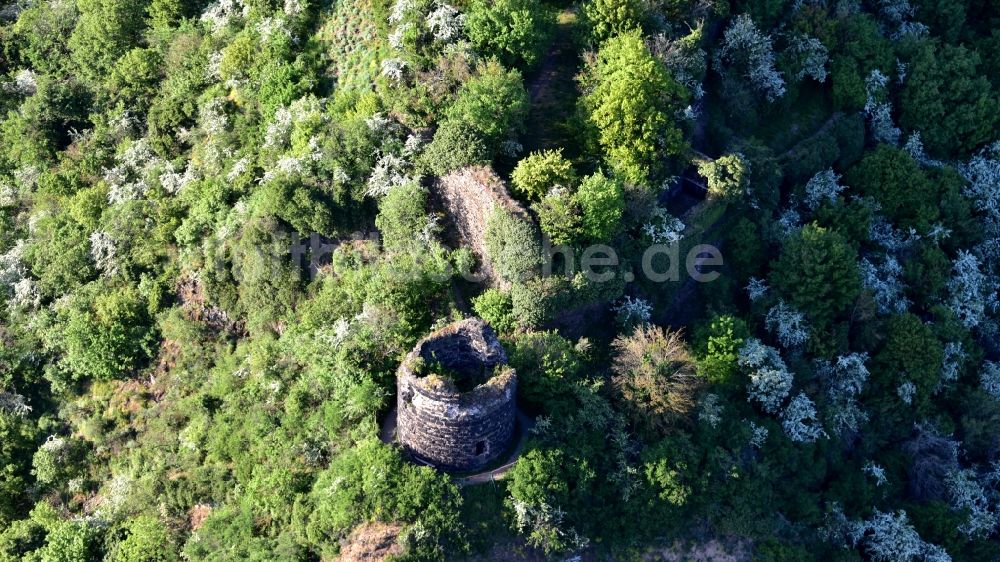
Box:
[378,408,535,486]
[522,9,581,155]
[455,410,535,486]
[777,113,841,161]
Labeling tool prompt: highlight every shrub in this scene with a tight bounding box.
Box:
[484,209,541,284]
[466,0,555,69]
[472,289,516,333]
[576,171,624,242]
[422,120,490,176]
[60,285,157,381]
[510,149,576,201]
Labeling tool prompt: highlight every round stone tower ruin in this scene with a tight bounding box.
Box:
[396,318,517,472]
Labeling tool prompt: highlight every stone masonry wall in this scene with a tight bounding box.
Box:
[432,165,530,288]
[397,319,517,472]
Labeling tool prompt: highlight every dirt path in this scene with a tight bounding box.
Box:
[379,407,534,486]
[521,9,581,155]
[455,410,535,486]
[777,113,841,161]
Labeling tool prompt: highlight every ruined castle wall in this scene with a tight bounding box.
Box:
[431,166,530,288]
[396,319,517,472]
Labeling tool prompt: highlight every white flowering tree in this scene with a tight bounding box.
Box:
[945,469,998,538]
[745,277,768,302]
[738,338,793,413]
[947,250,997,329]
[642,207,685,244]
[426,3,465,42]
[864,461,889,487]
[803,169,845,210]
[870,215,920,252]
[381,58,408,83]
[103,139,162,204]
[749,420,769,448]
[939,342,967,387]
[765,300,810,348]
[961,142,1000,250]
[716,14,785,102]
[0,240,39,311]
[0,390,31,418]
[698,393,723,428]
[860,254,911,315]
[89,231,119,277]
[847,510,952,562]
[200,0,250,34]
[781,393,826,442]
[865,70,901,145]
[818,353,871,434]
[787,34,828,83]
[614,296,652,331]
[776,208,802,237]
[4,68,37,96]
[650,27,708,100]
[898,380,917,405]
[981,361,1000,400]
[874,0,929,41]
[904,132,942,168]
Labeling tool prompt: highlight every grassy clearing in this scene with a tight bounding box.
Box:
[317,0,390,91]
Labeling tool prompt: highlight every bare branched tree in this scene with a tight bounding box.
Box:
[611,326,702,435]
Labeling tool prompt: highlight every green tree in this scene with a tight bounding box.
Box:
[845,145,939,232]
[694,315,750,390]
[444,60,529,155]
[472,289,516,333]
[375,183,431,252]
[107,48,163,111]
[771,224,860,327]
[829,14,893,110]
[60,285,157,381]
[698,154,749,201]
[506,331,587,414]
[9,0,77,75]
[38,519,102,562]
[0,412,39,527]
[69,0,150,82]
[534,189,583,246]
[723,217,765,280]
[873,313,944,411]
[580,31,687,186]
[505,447,580,554]
[109,516,179,562]
[510,149,576,201]
[899,40,999,157]
[582,0,644,44]
[466,0,555,69]
[421,120,491,176]
[576,171,624,242]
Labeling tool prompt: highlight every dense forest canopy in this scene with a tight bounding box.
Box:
[0,0,999,560]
